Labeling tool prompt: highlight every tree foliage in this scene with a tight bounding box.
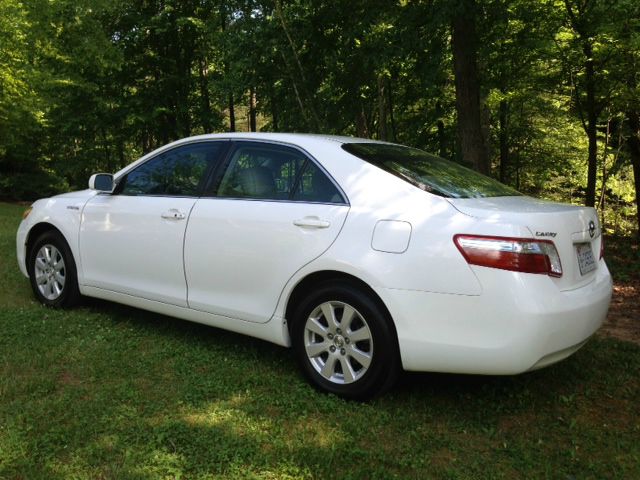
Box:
[0,0,638,236]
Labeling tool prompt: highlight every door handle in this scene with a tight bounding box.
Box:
[293,217,331,229]
[161,209,186,220]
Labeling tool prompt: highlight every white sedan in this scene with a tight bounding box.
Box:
[16,133,613,398]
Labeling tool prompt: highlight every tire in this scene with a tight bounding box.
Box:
[291,281,399,400]
[27,230,81,308]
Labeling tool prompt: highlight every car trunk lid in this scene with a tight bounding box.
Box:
[448,196,602,291]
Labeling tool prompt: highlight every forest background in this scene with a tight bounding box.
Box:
[1,0,639,238]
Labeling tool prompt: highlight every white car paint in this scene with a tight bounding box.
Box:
[80,195,198,307]
[184,199,349,323]
[16,132,612,376]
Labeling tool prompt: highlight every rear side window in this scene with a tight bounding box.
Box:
[217,143,344,203]
[218,145,305,200]
[342,143,521,199]
[118,142,223,196]
[292,161,343,203]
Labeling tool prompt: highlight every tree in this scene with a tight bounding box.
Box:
[451,0,490,173]
[558,0,615,207]
[0,0,638,237]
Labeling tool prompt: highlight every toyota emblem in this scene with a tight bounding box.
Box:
[588,220,596,238]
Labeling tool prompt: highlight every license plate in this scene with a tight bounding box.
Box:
[576,243,597,275]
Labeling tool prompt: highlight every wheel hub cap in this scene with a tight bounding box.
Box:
[34,244,66,301]
[303,301,374,385]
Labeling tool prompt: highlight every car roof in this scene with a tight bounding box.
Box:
[168,132,386,147]
[114,133,393,179]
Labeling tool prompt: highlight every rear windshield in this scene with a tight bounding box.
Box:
[342,143,521,199]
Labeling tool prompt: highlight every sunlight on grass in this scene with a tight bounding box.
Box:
[1,201,639,479]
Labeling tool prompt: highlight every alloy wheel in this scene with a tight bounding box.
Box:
[303,300,374,384]
[34,244,66,301]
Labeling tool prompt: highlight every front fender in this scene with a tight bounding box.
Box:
[18,194,94,283]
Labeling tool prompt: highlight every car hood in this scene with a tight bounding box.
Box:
[31,189,98,210]
[49,189,99,201]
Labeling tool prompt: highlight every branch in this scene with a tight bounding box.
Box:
[274,0,321,130]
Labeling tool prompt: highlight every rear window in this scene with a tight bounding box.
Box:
[342,143,521,199]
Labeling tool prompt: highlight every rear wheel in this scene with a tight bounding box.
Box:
[28,230,80,308]
[291,282,399,399]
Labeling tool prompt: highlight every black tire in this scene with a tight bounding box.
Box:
[27,230,81,308]
[291,281,400,400]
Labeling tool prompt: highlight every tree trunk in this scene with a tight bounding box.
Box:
[249,87,257,132]
[141,130,149,154]
[198,57,212,133]
[271,91,279,131]
[387,75,397,142]
[627,110,640,241]
[598,116,611,228]
[436,100,447,158]
[356,107,369,138]
[583,41,598,207]
[499,99,508,183]
[220,5,235,133]
[451,0,490,174]
[277,49,310,129]
[118,140,125,171]
[100,127,111,173]
[275,0,321,131]
[229,93,235,132]
[377,75,388,141]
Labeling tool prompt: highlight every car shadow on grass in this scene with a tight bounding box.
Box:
[78,294,602,409]
[3,295,638,478]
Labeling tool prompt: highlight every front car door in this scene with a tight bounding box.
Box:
[185,141,350,323]
[79,141,228,306]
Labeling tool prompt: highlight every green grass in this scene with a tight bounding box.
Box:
[1,201,639,479]
[603,235,640,283]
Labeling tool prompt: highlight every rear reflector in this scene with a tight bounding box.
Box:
[454,235,563,277]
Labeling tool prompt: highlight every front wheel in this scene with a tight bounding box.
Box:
[28,230,80,308]
[291,282,399,400]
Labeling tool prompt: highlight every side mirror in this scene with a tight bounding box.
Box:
[88,173,114,192]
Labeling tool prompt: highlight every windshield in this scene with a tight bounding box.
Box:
[342,143,521,199]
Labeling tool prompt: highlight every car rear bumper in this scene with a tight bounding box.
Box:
[377,260,612,374]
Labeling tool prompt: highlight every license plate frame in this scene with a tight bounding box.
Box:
[576,242,597,276]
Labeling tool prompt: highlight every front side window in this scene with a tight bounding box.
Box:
[118,142,223,196]
[217,143,344,203]
[342,143,521,199]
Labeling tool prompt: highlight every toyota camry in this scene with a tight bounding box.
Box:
[16,133,613,399]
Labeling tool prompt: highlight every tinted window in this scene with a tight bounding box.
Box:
[119,143,222,196]
[292,161,343,203]
[217,143,343,203]
[342,143,521,199]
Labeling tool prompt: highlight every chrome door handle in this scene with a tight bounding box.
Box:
[293,217,330,229]
[161,209,186,220]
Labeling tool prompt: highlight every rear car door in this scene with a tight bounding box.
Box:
[184,141,350,323]
[80,141,228,306]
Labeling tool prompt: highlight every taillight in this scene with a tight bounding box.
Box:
[454,235,563,277]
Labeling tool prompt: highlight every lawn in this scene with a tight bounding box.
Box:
[1,201,639,479]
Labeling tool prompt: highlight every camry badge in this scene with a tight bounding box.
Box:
[588,220,596,238]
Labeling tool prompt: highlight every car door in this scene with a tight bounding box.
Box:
[79,141,228,307]
[184,141,350,323]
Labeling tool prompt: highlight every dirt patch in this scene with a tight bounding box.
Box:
[599,281,640,345]
[57,370,81,387]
